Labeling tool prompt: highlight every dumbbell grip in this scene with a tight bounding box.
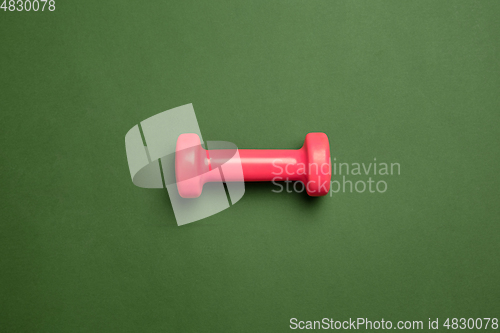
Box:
[208,148,306,182]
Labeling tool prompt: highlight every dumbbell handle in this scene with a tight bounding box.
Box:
[209,149,306,182]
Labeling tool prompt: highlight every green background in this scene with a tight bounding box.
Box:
[1,1,499,332]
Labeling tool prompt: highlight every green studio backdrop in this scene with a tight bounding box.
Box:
[1,1,499,332]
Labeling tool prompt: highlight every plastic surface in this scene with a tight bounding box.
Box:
[175,133,331,198]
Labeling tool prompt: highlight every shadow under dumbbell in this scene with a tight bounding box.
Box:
[149,181,323,227]
[242,181,323,208]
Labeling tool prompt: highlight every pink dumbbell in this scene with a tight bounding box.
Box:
[175,133,331,198]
